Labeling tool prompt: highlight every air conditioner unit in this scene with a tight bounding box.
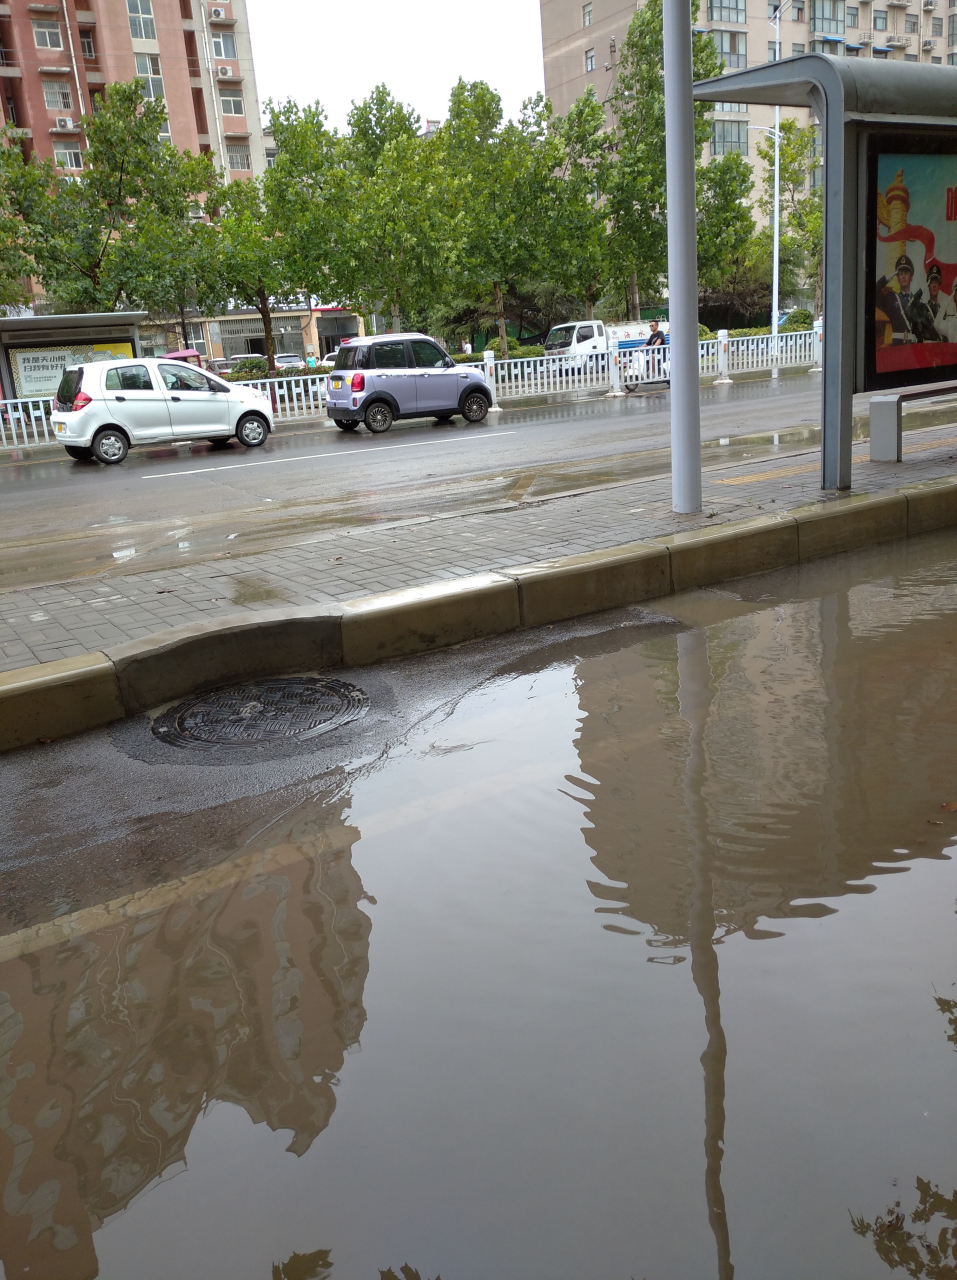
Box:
[55,116,73,130]
[216,64,231,77]
[923,0,937,8]
[210,6,225,16]
[923,35,937,46]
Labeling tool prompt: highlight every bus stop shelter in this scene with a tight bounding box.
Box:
[693,55,957,489]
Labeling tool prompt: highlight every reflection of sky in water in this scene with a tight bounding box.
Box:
[7,540,957,1279]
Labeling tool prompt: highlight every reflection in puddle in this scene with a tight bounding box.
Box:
[6,539,957,1277]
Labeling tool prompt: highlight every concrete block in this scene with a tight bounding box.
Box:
[794,492,908,562]
[901,477,957,537]
[653,516,799,593]
[0,652,124,752]
[506,543,671,627]
[106,606,344,715]
[341,574,520,665]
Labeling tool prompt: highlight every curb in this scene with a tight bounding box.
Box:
[3,475,957,753]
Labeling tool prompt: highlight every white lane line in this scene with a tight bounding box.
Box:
[141,431,516,481]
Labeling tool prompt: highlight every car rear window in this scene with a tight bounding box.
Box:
[333,346,368,370]
[372,342,409,369]
[56,367,83,407]
[104,364,154,391]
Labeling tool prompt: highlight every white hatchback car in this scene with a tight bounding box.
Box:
[51,358,274,464]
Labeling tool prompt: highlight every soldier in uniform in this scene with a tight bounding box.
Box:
[876,254,917,344]
[935,278,957,344]
[926,263,945,324]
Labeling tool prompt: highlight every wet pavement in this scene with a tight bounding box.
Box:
[5,530,957,1278]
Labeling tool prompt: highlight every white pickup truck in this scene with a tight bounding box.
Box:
[543,320,670,388]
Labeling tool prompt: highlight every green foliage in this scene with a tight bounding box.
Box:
[699,323,715,339]
[0,81,215,312]
[754,120,824,313]
[485,339,545,358]
[222,356,268,380]
[781,307,813,330]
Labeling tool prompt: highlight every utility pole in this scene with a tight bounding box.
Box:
[663,0,702,514]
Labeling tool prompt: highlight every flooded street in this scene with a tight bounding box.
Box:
[6,533,957,1278]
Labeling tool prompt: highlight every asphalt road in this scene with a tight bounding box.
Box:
[0,372,873,590]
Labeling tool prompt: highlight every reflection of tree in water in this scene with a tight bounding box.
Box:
[270,1253,439,1280]
[0,794,370,1280]
[852,996,957,1277]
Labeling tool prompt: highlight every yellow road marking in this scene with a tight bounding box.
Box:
[715,433,957,486]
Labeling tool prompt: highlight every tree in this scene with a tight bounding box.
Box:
[212,175,302,371]
[696,151,755,292]
[0,80,214,312]
[604,0,722,317]
[551,87,610,318]
[437,81,564,358]
[754,119,824,314]
[127,210,225,348]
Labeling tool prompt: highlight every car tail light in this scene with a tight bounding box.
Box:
[351,372,365,392]
[72,391,92,410]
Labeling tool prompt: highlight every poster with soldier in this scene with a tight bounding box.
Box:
[871,151,957,386]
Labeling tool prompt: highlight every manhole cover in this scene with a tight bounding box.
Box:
[151,677,368,750]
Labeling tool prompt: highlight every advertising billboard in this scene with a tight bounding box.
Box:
[867,134,957,390]
[9,342,134,397]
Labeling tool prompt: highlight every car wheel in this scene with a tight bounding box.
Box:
[364,401,393,433]
[236,414,268,447]
[624,382,640,393]
[64,445,92,460]
[333,419,358,431]
[462,392,489,424]
[91,428,128,465]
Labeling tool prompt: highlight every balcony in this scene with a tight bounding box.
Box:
[886,31,911,41]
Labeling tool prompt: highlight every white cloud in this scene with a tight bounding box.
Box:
[245,0,546,132]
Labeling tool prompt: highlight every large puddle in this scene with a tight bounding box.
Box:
[6,536,957,1278]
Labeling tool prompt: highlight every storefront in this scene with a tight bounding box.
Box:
[0,312,147,400]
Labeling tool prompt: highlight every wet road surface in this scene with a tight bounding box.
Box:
[0,374,847,590]
[5,531,957,1277]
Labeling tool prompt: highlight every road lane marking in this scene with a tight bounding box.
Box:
[715,433,957,486]
[141,431,516,481]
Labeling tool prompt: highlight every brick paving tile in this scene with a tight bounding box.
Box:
[5,421,957,668]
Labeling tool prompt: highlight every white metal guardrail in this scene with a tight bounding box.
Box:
[0,331,823,450]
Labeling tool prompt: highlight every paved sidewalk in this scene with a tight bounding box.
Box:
[3,421,957,672]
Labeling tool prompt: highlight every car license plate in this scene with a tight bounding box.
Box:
[332,379,342,389]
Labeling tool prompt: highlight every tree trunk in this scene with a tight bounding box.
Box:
[814,261,823,319]
[256,287,276,372]
[179,306,189,351]
[391,297,401,333]
[629,274,641,322]
[494,281,508,360]
[585,299,594,321]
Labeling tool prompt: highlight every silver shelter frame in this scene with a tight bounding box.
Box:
[693,55,957,490]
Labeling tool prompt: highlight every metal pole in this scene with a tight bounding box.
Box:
[663,0,702,514]
[771,12,781,380]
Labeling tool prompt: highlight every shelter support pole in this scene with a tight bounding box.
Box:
[818,89,854,490]
[663,0,702,514]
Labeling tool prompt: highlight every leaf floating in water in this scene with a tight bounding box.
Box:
[941,803,957,811]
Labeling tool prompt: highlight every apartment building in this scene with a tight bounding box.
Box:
[0,0,269,178]
[541,0,944,173]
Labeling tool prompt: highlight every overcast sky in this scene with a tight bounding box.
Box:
[245,0,546,133]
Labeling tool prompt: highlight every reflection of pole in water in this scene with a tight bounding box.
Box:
[677,630,734,1280]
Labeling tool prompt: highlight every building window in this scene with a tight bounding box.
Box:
[792,40,806,51]
[712,29,747,65]
[211,30,236,58]
[768,39,779,57]
[128,0,156,39]
[846,6,858,25]
[933,53,943,60]
[265,150,277,168]
[933,15,944,34]
[713,100,749,110]
[42,80,72,110]
[584,47,595,71]
[768,1,780,16]
[711,120,748,155]
[187,323,207,356]
[582,1,592,25]
[904,14,918,31]
[708,0,746,19]
[32,20,62,49]
[846,42,860,52]
[135,52,164,99]
[904,50,918,57]
[226,144,251,170]
[950,11,957,40]
[874,46,888,55]
[54,147,82,168]
[793,1,805,16]
[79,30,94,56]
[874,9,887,29]
[810,0,844,33]
[220,88,244,114]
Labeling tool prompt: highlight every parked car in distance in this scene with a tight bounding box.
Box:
[325,333,492,433]
[273,353,307,371]
[51,357,274,464]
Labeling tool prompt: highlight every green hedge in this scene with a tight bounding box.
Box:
[781,308,814,331]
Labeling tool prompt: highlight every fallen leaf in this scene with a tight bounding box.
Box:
[929,819,944,825]
[942,803,957,812]
[37,737,52,744]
